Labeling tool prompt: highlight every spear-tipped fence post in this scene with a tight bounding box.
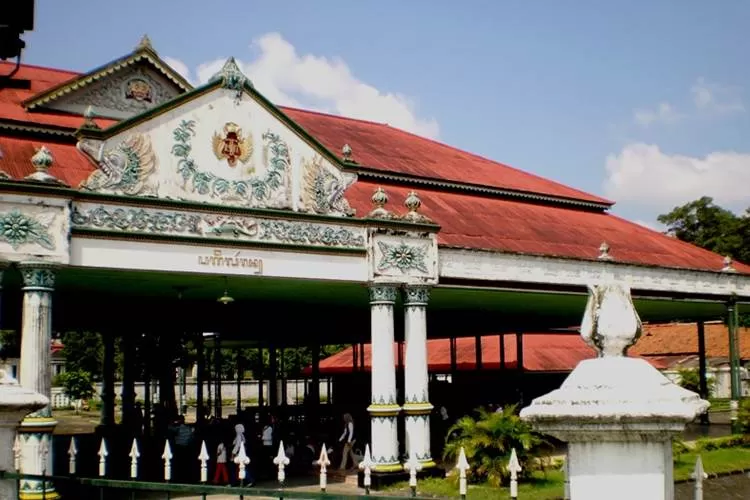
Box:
[273,441,290,497]
[359,444,374,495]
[405,453,423,498]
[508,448,522,500]
[234,441,250,488]
[129,439,140,479]
[13,434,22,472]
[456,446,470,500]
[198,440,210,484]
[316,444,331,492]
[67,436,77,475]
[162,440,173,482]
[97,438,108,477]
[691,455,707,500]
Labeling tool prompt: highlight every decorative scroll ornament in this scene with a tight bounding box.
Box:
[172,120,290,206]
[212,122,254,168]
[79,133,159,196]
[26,146,66,185]
[367,186,393,219]
[20,266,56,290]
[377,241,429,274]
[401,190,432,224]
[301,155,356,216]
[403,286,431,305]
[0,210,55,250]
[579,282,642,357]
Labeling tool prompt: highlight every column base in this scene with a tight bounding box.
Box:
[18,414,58,500]
[358,465,445,490]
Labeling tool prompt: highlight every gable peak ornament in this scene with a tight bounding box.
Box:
[136,34,155,53]
[212,122,254,168]
[210,57,252,93]
[368,186,393,219]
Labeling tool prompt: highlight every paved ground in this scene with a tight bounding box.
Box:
[675,473,750,499]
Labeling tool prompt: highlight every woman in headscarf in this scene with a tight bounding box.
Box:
[231,423,254,486]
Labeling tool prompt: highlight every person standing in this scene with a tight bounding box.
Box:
[232,423,254,486]
[213,441,229,485]
[338,413,357,470]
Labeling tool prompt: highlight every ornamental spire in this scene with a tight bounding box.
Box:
[26,146,66,185]
[136,34,155,53]
[401,190,432,224]
[367,186,393,219]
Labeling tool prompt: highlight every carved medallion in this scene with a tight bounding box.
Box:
[125,78,153,103]
[212,122,253,168]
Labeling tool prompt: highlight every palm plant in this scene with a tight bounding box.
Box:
[442,405,544,486]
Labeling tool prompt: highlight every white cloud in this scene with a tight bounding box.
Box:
[164,32,439,139]
[691,77,745,115]
[162,57,194,85]
[603,143,750,212]
[633,102,683,127]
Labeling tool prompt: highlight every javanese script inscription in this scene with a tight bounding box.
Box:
[198,249,263,274]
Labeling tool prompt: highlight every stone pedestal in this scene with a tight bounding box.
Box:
[402,286,434,468]
[521,283,708,500]
[0,369,48,500]
[17,263,59,500]
[367,284,401,472]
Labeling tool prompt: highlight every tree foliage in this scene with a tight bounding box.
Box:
[443,405,544,486]
[657,196,750,265]
[0,330,19,360]
[61,331,104,381]
[58,369,96,402]
[676,368,715,397]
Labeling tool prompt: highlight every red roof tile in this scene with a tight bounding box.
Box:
[312,334,668,374]
[0,137,94,186]
[345,180,750,273]
[282,106,611,205]
[631,322,750,360]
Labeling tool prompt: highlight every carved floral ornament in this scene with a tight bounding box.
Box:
[0,210,55,251]
[376,241,430,274]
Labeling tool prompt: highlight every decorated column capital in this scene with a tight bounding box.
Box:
[18,262,57,292]
[403,285,431,306]
[368,283,398,304]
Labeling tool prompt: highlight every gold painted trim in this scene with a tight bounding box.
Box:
[19,492,60,500]
[373,464,404,473]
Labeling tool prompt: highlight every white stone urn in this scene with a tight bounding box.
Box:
[0,369,48,499]
[520,282,709,500]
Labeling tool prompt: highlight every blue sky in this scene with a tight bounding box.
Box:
[23,0,750,225]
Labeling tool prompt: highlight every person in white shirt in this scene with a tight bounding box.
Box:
[213,442,229,485]
[338,413,357,470]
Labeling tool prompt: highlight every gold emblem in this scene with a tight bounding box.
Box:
[212,122,253,168]
[125,78,153,102]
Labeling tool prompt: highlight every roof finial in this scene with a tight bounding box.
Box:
[598,241,613,261]
[401,190,433,224]
[209,57,252,94]
[342,144,356,163]
[81,106,100,130]
[722,256,737,273]
[26,146,66,186]
[367,186,393,219]
[136,34,154,53]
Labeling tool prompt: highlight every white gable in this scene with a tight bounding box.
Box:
[76,85,356,217]
[44,65,183,120]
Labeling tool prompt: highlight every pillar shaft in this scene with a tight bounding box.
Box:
[368,284,400,470]
[121,335,136,430]
[727,301,741,431]
[100,333,116,427]
[18,263,59,500]
[403,286,433,466]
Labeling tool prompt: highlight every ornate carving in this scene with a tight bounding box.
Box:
[403,286,431,305]
[26,146,64,185]
[258,220,364,248]
[71,206,201,235]
[369,285,398,303]
[367,187,393,219]
[172,120,290,206]
[401,191,432,224]
[209,57,251,93]
[79,133,159,196]
[68,68,178,114]
[70,204,367,249]
[20,266,56,291]
[0,210,55,250]
[301,155,356,216]
[377,241,429,274]
[212,122,254,169]
[580,283,642,357]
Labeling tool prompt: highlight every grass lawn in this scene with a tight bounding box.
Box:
[392,446,750,499]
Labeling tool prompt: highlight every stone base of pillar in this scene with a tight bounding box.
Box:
[18,414,58,500]
[358,466,445,490]
[368,404,401,470]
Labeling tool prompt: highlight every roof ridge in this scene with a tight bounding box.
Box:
[279,105,388,127]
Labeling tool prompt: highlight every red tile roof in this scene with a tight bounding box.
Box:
[311,333,669,375]
[0,61,745,275]
[345,180,750,273]
[631,322,750,360]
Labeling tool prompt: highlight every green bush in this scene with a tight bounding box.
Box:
[672,438,690,459]
[443,405,544,486]
[695,435,750,451]
[677,368,715,397]
[57,369,95,402]
[739,399,750,434]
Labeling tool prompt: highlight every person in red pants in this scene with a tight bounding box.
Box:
[213,441,229,485]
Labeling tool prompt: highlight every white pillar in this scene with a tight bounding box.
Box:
[403,285,434,468]
[17,262,59,500]
[367,284,400,471]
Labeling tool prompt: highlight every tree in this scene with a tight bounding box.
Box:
[0,330,19,360]
[657,196,750,264]
[676,368,715,397]
[58,369,95,412]
[61,331,104,381]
